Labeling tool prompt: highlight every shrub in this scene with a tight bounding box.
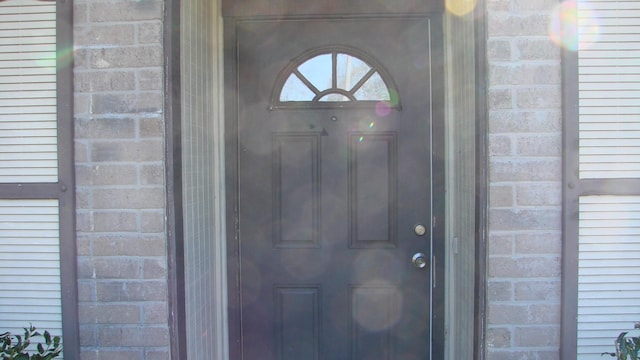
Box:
[603,322,640,360]
[0,325,62,360]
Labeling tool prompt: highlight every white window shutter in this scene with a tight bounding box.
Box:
[576,1,640,358]
[0,199,62,335]
[0,2,58,183]
[577,196,640,359]
[578,0,640,179]
[0,0,63,347]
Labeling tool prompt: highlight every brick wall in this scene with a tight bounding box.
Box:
[485,0,563,358]
[73,0,169,359]
[67,0,565,358]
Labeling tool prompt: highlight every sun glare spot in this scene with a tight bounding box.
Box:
[548,1,600,51]
[376,101,391,117]
[445,0,478,17]
[57,47,74,68]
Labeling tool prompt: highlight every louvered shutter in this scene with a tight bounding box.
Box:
[578,1,640,178]
[576,1,640,358]
[0,3,58,183]
[577,196,640,358]
[0,0,63,342]
[0,200,62,332]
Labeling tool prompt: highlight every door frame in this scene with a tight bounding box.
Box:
[164,1,489,359]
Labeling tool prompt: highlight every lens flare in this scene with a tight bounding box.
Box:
[57,46,74,68]
[446,0,478,17]
[351,279,403,332]
[548,1,600,51]
[376,101,391,117]
[388,88,400,107]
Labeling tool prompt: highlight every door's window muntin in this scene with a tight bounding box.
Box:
[271,45,401,110]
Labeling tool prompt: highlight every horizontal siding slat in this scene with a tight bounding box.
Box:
[580,42,640,51]
[579,106,640,115]
[579,291,640,300]
[579,66,640,75]
[580,89,640,98]
[0,13,56,22]
[0,90,57,99]
[0,67,55,76]
[0,128,58,137]
[0,82,56,91]
[579,58,640,67]
[578,227,640,235]
[0,4,54,12]
[580,147,640,155]
[0,22,57,31]
[0,153,57,161]
[587,17,640,26]
[0,274,61,283]
[580,82,640,91]
[580,155,640,164]
[580,73,640,82]
[581,138,640,147]
[0,106,56,114]
[0,43,56,54]
[580,122,640,130]
[0,98,57,107]
[0,27,56,37]
[0,121,57,130]
[580,236,640,245]
[580,25,640,34]
[581,282,640,292]
[579,213,640,222]
[579,9,640,17]
[0,59,56,68]
[0,175,59,183]
[0,268,61,277]
[580,114,639,122]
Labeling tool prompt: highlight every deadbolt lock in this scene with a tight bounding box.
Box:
[414,224,426,236]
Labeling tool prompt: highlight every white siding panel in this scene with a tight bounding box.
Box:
[577,195,640,359]
[0,1,57,183]
[0,199,62,336]
[578,1,640,180]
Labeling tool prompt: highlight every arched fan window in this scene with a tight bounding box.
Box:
[271,46,400,109]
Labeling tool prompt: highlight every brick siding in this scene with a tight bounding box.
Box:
[73,0,169,359]
[485,0,563,358]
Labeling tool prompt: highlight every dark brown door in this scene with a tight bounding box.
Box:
[229,17,443,360]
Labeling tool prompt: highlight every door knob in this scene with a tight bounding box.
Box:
[412,253,428,269]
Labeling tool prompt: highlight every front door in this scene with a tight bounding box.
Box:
[228,17,443,360]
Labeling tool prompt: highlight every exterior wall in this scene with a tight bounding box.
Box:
[73,0,170,359]
[485,0,563,358]
[65,0,566,359]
